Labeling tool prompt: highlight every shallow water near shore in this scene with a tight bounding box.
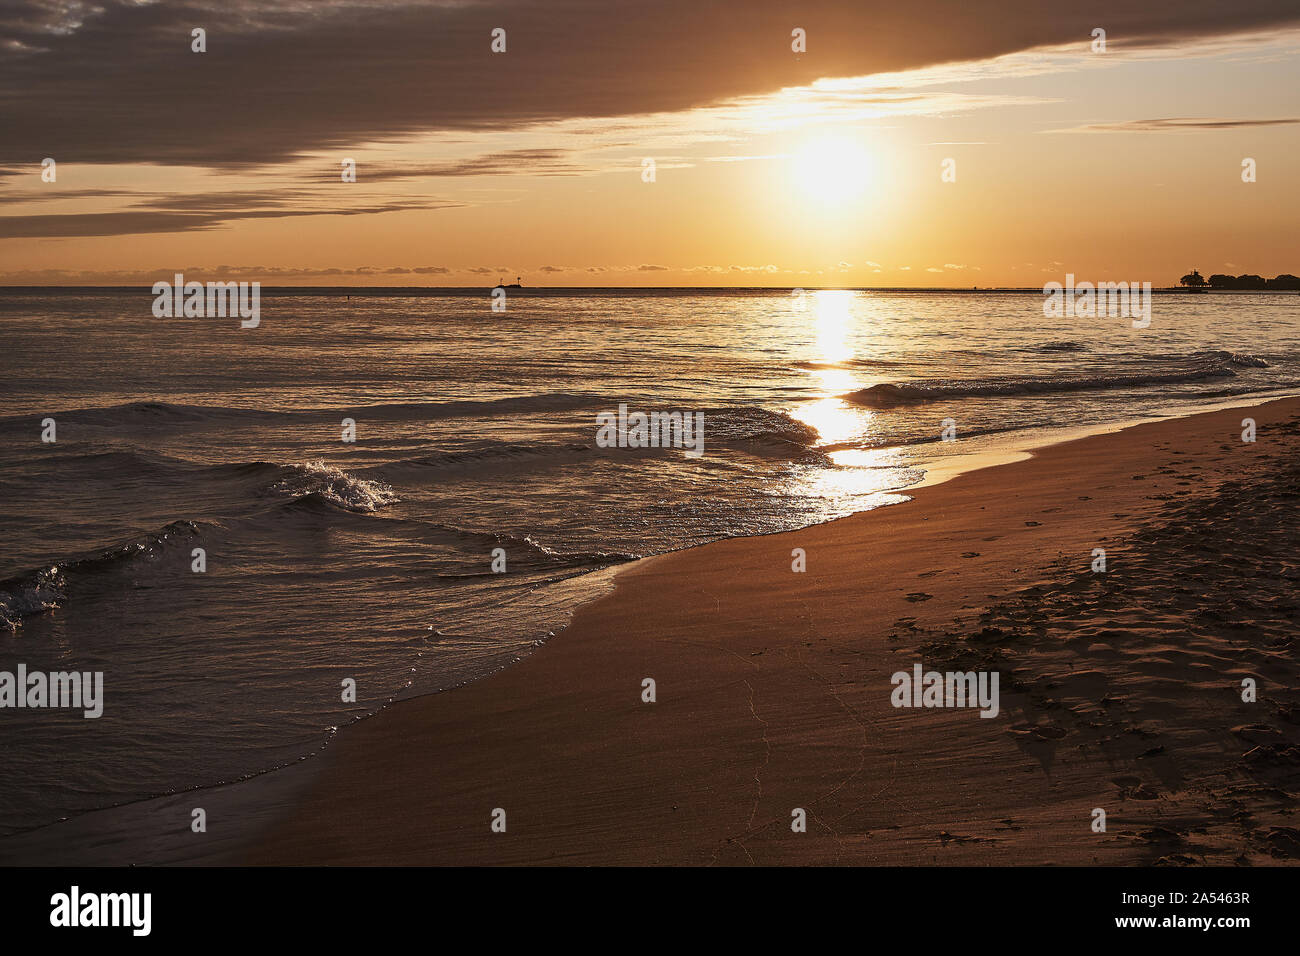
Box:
[1,288,1297,837]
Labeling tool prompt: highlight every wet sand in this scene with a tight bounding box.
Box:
[242,397,1300,866]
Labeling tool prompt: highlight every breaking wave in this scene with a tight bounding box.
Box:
[270,461,399,513]
[847,351,1271,407]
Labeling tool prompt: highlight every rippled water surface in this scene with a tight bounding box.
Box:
[1,288,1296,834]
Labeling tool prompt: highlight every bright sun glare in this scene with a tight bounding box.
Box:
[792,135,875,203]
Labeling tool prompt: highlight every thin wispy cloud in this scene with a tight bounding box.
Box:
[0,193,459,238]
[302,150,594,182]
[1052,116,1300,133]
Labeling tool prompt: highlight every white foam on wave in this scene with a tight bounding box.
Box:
[0,566,66,632]
[272,460,399,513]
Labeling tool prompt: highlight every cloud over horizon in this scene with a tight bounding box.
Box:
[4,0,1299,170]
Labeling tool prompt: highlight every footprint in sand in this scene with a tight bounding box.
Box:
[1112,776,1161,800]
[1139,827,1186,845]
[1233,724,1283,745]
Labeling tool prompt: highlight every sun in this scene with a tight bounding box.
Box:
[791,135,876,204]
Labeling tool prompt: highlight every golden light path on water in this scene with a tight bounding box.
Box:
[789,290,915,502]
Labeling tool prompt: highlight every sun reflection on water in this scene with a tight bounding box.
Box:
[812,289,854,364]
[790,290,865,445]
[788,291,920,508]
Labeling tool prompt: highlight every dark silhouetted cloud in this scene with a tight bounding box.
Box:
[4,0,1298,168]
[0,191,458,237]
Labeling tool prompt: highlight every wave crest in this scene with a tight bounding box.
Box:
[271,461,399,513]
[847,350,1271,407]
[0,567,66,632]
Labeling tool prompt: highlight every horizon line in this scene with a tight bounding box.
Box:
[3,284,1293,293]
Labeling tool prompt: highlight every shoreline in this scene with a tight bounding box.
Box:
[909,387,1300,490]
[239,396,1300,865]
[4,395,1296,865]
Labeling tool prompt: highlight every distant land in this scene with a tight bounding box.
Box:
[1180,270,1300,290]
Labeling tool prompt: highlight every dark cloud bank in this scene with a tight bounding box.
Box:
[3,0,1298,169]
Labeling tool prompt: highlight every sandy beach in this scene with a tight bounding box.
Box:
[230,397,1300,866]
[9,7,1300,935]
